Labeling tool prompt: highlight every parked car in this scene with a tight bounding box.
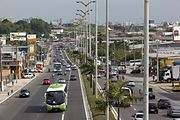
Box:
[70,74,77,81]
[149,102,158,114]
[23,73,34,79]
[19,89,30,98]
[158,99,171,109]
[42,79,51,85]
[132,111,143,120]
[128,81,135,87]
[167,106,180,117]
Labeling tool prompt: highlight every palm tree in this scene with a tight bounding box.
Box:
[111,81,138,120]
[95,80,138,120]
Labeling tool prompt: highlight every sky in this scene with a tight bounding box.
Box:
[0,0,179,24]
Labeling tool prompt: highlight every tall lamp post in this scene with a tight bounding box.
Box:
[0,41,4,91]
[95,0,98,98]
[156,39,160,82]
[143,0,149,120]
[105,0,109,120]
[76,0,95,59]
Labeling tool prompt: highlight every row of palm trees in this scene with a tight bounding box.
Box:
[67,49,140,120]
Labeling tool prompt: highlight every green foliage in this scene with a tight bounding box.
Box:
[0,18,51,38]
[95,98,107,114]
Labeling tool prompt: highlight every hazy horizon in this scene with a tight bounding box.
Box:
[0,0,179,24]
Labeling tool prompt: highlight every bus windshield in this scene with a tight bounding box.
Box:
[46,91,65,105]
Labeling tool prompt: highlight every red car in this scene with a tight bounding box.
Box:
[42,79,51,85]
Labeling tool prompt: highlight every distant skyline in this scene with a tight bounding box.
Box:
[0,0,179,24]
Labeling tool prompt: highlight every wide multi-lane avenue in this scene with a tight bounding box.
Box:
[0,44,86,120]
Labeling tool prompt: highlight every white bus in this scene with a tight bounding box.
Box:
[129,59,142,66]
[53,62,62,72]
[45,83,67,112]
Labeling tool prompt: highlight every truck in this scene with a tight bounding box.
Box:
[163,65,180,82]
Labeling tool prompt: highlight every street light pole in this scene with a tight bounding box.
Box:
[143,0,149,120]
[106,0,109,120]
[95,0,98,98]
[16,42,18,83]
[0,41,4,91]
[156,40,159,82]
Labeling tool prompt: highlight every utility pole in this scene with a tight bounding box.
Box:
[16,42,18,83]
[106,0,109,120]
[0,41,4,91]
[143,0,149,120]
[95,0,98,98]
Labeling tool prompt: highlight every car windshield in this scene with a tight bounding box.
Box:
[21,89,28,92]
[46,91,65,105]
[71,75,75,77]
[136,114,143,118]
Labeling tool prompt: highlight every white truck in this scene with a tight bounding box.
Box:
[163,65,180,82]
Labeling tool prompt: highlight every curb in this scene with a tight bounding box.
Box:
[0,46,52,104]
[0,74,38,104]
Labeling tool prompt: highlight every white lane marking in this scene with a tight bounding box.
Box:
[134,108,137,111]
[61,112,65,120]
[64,50,91,120]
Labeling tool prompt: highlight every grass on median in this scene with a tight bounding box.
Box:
[82,74,115,120]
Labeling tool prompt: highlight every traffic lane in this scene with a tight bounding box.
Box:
[97,76,173,120]
[0,72,65,120]
[64,69,86,120]
[124,75,175,120]
[125,75,180,105]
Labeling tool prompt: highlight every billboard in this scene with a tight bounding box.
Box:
[27,34,37,65]
[10,32,26,41]
[173,26,180,43]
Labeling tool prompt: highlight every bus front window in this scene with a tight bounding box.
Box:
[46,91,65,105]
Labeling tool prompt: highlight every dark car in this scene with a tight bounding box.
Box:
[19,89,30,97]
[70,74,77,81]
[149,102,158,114]
[158,99,171,109]
[130,69,141,74]
[149,88,155,99]
[42,79,51,85]
[57,71,63,75]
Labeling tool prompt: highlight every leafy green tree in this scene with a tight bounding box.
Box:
[30,18,50,38]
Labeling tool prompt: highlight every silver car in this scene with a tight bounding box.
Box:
[167,106,180,117]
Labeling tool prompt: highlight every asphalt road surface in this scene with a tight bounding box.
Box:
[98,74,180,120]
[0,45,86,120]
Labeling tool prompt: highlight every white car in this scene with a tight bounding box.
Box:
[66,67,71,71]
[132,112,143,120]
[128,81,135,87]
[23,73,34,79]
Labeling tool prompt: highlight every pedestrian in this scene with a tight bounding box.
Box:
[152,74,155,82]
[122,75,125,80]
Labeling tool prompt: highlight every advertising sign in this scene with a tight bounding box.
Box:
[10,32,26,41]
[27,34,37,65]
[173,26,180,43]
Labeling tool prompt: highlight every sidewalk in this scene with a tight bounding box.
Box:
[0,74,39,104]
[0,44,52,104]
